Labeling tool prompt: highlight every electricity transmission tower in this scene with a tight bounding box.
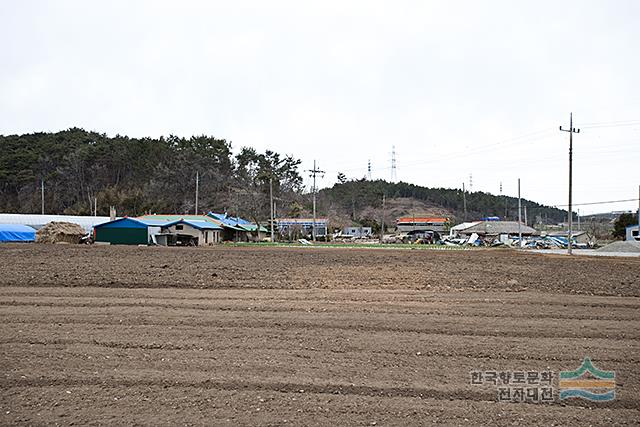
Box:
[390,146,397,182]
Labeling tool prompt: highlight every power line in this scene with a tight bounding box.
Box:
[580,119,640,129]
[324,120,639,177]
[552,198,637,207]
[324,127,556,175]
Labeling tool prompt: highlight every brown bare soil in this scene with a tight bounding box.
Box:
[1,244,638,425]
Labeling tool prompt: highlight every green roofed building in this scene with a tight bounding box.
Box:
[94,217,169,245]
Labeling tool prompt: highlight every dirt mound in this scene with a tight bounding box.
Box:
[596,240,640,253]
[36,222,86,244]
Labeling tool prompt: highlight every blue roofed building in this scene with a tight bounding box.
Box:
[158,219,223,246]
[208,212,268,241]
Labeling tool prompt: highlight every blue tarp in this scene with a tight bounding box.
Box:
[0,224,36,242]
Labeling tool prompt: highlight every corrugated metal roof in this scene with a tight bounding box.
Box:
[456,221,537,235]
[162,219,223,230]
[95,217,170,228]
[207,212,266,231]
[450,221,481,231]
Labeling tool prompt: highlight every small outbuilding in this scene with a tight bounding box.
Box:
[342,226,373,238]
[0,223,36,243]
[94,217,167,245]
[626,224,640,242]
[275,218,329,239]
[396,217,449,233]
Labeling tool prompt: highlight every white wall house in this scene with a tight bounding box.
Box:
[158,220,222,246]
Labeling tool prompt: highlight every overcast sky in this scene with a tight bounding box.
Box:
[1,1,638,215]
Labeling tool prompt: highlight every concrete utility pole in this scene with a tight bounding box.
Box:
[637,184,640,240]
[194,171,199,215]
[379,193,386,244]
[41,178,45,215]
[462,183,467,221]
[518,178,522,248]
[560,113,580,255]
[524,205,528,226]
[307,160,325,242]
[269,177,274,242]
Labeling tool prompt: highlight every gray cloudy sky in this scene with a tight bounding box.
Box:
[1,0,639,215]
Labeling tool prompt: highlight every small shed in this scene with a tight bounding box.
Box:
[0,224,36,242]
[343,226,372,238]
[626,225,639,242]
[159,219,223,246]
[94,217,167,245]
[396,217,449,233]
[275,218,329,238]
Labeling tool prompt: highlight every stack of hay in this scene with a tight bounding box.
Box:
[36,222,87,244]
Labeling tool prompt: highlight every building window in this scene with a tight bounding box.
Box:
[175,225,183,230]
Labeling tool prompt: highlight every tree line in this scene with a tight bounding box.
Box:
[0,128,304,218]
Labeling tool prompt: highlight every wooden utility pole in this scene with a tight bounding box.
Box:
[194,171,199,215]
[462,183,467,221]
[560,113,580,255]
[307,161,325,242]
[518,178,522,248]
[379,193,386,244]
[41,178,45,215]
[269,177,274,242]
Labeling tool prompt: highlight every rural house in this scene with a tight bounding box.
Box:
[157,219,222,246]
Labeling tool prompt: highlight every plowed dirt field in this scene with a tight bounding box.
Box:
[1,244,638,425]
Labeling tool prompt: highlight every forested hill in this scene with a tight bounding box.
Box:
[0,128,304,218]
[1,128,567,227]
[318,179,568,228]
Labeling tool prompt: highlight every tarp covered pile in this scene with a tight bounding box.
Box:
[0,224,36,242]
